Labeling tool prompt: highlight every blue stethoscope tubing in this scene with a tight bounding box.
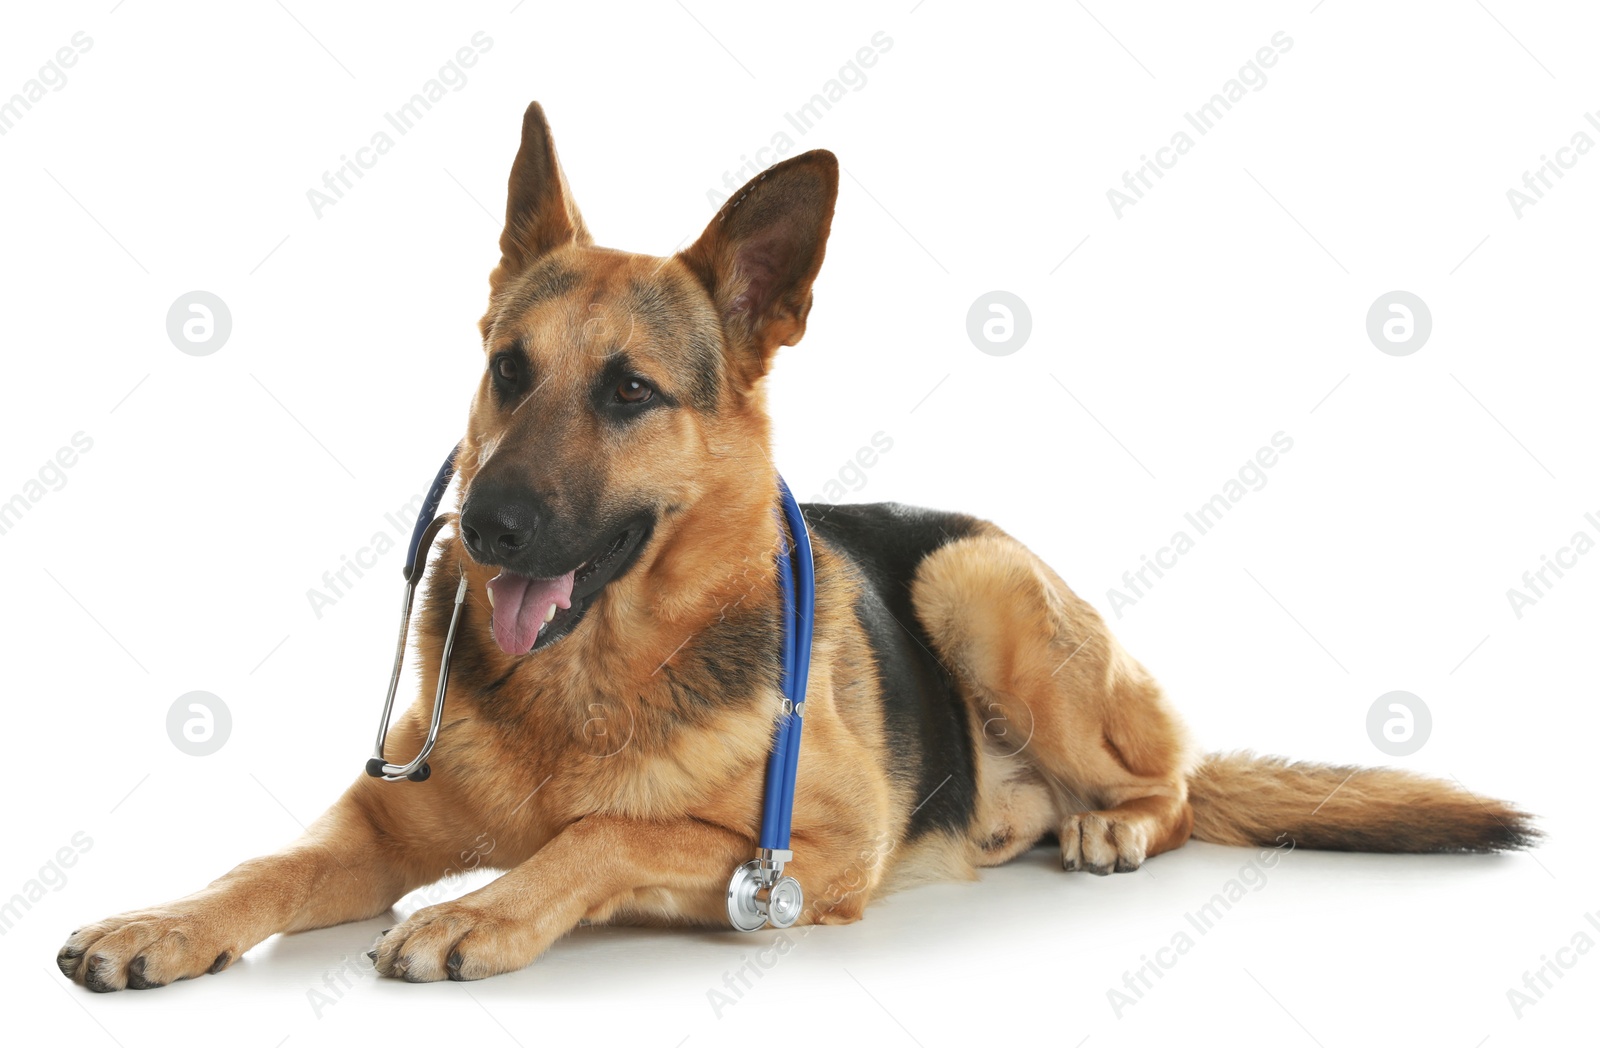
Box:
[368,447,815,929]
[763,478,814,853]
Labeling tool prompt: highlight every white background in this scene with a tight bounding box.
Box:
[2,1,1596,1045]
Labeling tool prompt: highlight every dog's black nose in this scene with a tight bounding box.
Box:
[460,485,543,564]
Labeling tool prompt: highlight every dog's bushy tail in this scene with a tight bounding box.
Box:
[1187,751,1540,853]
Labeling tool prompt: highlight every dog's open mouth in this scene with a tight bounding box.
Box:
[484,522,648,654]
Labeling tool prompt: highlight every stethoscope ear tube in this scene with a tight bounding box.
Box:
[776,481,815,845]
[404,448,461,580]
[368,446,465,782]
[757,525,798,850]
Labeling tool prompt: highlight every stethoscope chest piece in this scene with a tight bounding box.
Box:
[727,853,804,932]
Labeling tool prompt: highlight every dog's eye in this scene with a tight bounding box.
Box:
[494,353,520,385]
[616,378,654,405]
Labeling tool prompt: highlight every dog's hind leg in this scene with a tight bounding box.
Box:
[56,781,446,991]
[912,530,1198,874]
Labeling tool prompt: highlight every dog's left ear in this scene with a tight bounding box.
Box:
[680,150,838,383]
[490,102,591,296]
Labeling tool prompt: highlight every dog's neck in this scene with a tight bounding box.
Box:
[613,471,783,632]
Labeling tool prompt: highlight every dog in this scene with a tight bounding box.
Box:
[57,102,1536,990]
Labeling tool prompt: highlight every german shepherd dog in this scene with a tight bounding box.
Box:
[58,103,1536,990]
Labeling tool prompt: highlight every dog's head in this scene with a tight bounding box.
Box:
[457,102,837,655]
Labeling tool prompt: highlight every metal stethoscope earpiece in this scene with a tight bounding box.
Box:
[366,447,816,932]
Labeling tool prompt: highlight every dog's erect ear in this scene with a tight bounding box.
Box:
[490,102,591,293]
[679,150,838,383]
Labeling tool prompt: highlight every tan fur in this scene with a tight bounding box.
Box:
[56,102,1536,992]
[1189,752,1535,853]
[913,531,1199,874]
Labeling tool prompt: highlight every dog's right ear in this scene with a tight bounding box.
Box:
[489,102,591,296]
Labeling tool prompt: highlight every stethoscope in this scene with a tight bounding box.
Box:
[365,445,814,932]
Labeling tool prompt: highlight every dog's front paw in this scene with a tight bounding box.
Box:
[57,909,238,992]
[373,902,541,982]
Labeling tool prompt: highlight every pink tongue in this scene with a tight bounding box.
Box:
[487,570,576,654]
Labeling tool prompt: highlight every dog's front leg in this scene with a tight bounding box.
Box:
[58,783,437,991]
[374,813,759,982]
